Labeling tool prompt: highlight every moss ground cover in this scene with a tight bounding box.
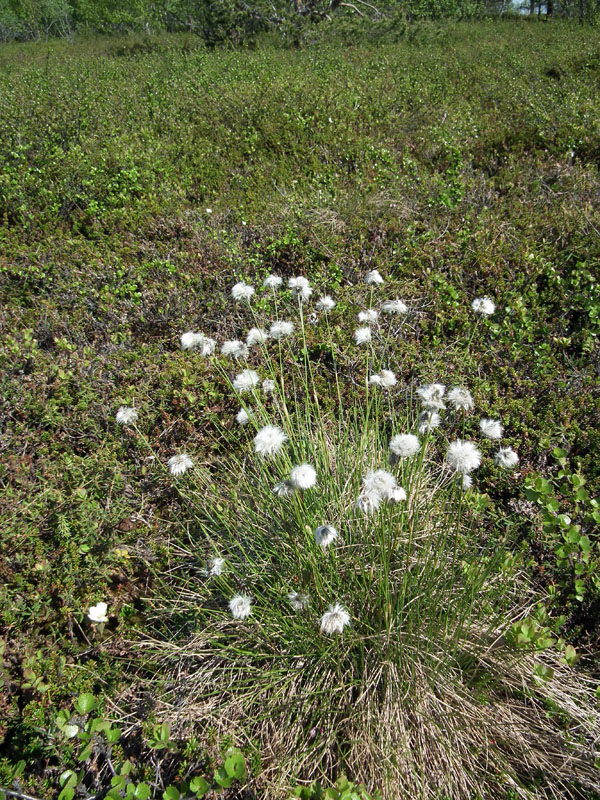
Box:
[0,19,599,799]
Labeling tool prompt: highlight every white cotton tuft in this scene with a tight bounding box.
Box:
[314,525,338,549]
[269,320,294,340]
[480,418,503,440]
[168,453,193,477]
[320,603,351,634]
[116,407,138,425]
[229,594,252,619]
[254,425,288,457]
[495,447,519,468]
[232,370,260,393]
[289,276,313,303]
[358,309,378,324]
[263,274,283,289]
[418,411,441,435]
[448,387,474,412]
[288,591,310,611]
[446,440,481,474]
[354,327,372,345]
[231,282,255,302]
[316,295,336,312]
[246,327,268,347]
[289,463,317,490]
[381,299,408,315]
[472,296,496,316]
[389,433,420,459]
[221,340,249,359]
[417,383,446,411]
[365,270,384,286]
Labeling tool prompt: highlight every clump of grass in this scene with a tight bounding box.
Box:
[130,277,598,798]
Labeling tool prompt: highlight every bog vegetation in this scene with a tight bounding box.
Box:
[1,17,600,800]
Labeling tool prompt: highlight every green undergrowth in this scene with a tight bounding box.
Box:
[1,19,599,799]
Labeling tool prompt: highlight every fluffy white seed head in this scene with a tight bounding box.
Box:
[362,469,398,501]
[289,276,313,303]
[263,274,283,289]
[355,491,381,515]
[233,369,260,393]
[418,411,442,435]
[236,408,252,426]
[221,340,249,359]
[315,525,338,549]
[389,486,407,503]
[229,594,252,619]
[168,453,194,477]
[381,299,408,315]
[273,479,296,497]
[246,327,268,347]
[320,603,351,634]
[446,440,482,474]
[116,406,138,425]
[262,379,275,396]
[204,557,225,577]
[288,591,310,611]
[389,433,420,458]
[289,463,317,490]
[358,309,379,324]
[369,374,382,385]
[379,369,397,388]
[472,296,496,316]
[462,474,473,491]
[254,425,288,458]
[354,327,372,345]
[88,602,108,623]
[231,282,255,302]
[495,447,519,468]
[417,383,446,411]
[365,269,384,285]
[180,332,216,355]
[269,320,294,340]
[448,387,474,412]
[316,295,336,312]
[480,418,503,440]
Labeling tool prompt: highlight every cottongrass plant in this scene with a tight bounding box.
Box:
[139,279,599,800]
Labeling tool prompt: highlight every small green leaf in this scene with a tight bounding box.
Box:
[163,786,180,800]
[225,750,246,780]
[75,693,97,715]
[214,767,233,788]
[135,783,151,800]
[189,776,210,797]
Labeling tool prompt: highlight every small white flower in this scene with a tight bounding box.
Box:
[231,282,255,302]
[446,440,481,474]
[246,327,269,347]
[389,487,407,503]
[355,491,381,515]
[448,387,474,412]
[417,383,446,411]
[472,296,496,317]
[269,320,294,340]
[288,591,310,611]
[254,425,288,457]
[236,408,252,426]
[358,309,379,324]
[221,340,249,359]
[354,327,372,345]
[365,270,384,286]
[289,463,317,490]
[204,557,225,576]
[381,299,407,315]
[316,295,336,312]
[229,594,252,619]
[480,418,503,440]
[315,525,338,549]
[418,411,441,435]
[462,474,473,491]
[205,207,212,214]
[389,434,420,458]
[289,276,313,303]
[273,479,296,497]
[320,602,350,634]
[168,453,194,477]
[88,602,108,623]
[495,447,519,468]
[263,274,283,289]
[233,369,260,393]
[116,406,138,425]
[262,379,275,396]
